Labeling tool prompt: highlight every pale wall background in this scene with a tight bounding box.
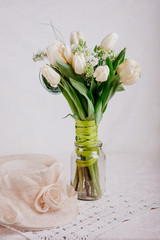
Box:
[0,0,159,177]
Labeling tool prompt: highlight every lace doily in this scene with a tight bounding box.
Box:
[1,192,160,240]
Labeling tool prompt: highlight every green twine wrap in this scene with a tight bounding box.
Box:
[75,120,99,167]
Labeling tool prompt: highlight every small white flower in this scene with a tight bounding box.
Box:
[47,39,67,66]
[117,60,141,85]
[72,52,86,75]
[83,48,98,67]
[70,31,84,45]
[64,45,73,65]
[41,64,60,86]
[100,33,118,52]
[94,65,110,82]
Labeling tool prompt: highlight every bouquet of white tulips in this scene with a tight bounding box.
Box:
[33,29,141,199]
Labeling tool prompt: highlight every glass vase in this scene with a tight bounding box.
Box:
[70,119,106,200]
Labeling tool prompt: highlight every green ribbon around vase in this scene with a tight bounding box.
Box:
[73,119,101,197]
[75,119,99,168]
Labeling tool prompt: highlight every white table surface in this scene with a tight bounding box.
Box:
[0,153,160,239]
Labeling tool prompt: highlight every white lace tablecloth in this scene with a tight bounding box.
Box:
[0,153,160,239]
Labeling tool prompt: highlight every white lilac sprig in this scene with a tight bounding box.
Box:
[70,37,118,85]
[71,40,102,83]
[33,50,47,62]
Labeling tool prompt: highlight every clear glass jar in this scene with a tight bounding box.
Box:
[71,141,106,200]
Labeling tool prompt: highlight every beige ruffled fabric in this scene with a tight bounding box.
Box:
[0,154,79,229]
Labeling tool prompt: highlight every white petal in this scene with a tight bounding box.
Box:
[100,33,118,51]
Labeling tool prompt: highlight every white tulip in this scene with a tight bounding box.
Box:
[72,53,86,75]
[64,45,73,65]
[100,33,118,52]
[70,31,84,45]
[46,39,67,66]
[94,65,110,82]
[41,64,60,86]
[117,60,141,85]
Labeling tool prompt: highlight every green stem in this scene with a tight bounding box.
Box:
[78,167,83,194]
[90,179,95,197]
[73,166,78,189]
[84,167,90,196]
[88,164,101,197]
[94,161,101,190]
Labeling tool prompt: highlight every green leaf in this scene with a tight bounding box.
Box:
[70,78,94,118]
[105,57,113,76]
[94,98,103,126]
[101,80,112,110]
[89,77,97,103]
[39,72,61,95]
[94,45,98,52]
[58,84,79,119]
[97,81,106,97]
[63,113,78,120]
[112,48,126,71]
[56,62,85,84]
[109,77,121,100]
[77,94,88,115]
[90,77,97,93]
[117,85,125,92]
[101,75,120,112]
[60,77,86,120]
[103,104,107,113]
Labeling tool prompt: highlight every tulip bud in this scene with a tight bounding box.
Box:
[70,31,84,45]
[41,64,60,86]
[117,60,141,85]
[100,33,118,52]
[94,65,110,82]
[46,39,67,66]
[72,53,86,75]
[64,45,73,65]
